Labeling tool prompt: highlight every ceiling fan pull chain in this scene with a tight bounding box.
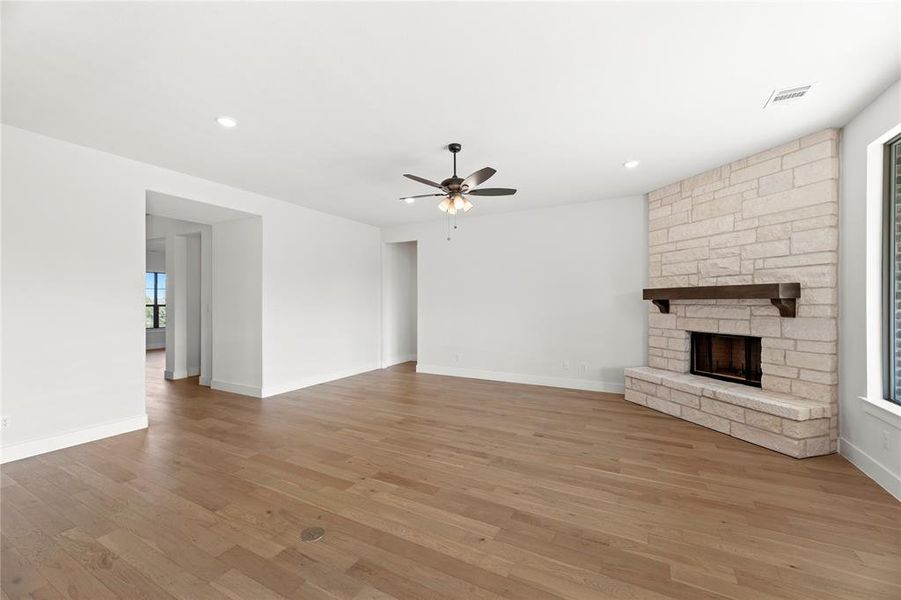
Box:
[446,212,451,241]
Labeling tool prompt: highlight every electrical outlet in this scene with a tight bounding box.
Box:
[1,416,8,430]
[579,363,588,376]
[562,360,570,371]
[883,430,890,450]
[454,353,461,363]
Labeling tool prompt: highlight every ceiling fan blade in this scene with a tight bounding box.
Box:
[462,167,496,189]
[399,193,445,199]
[467,187,516,196]
[403,174,445,189]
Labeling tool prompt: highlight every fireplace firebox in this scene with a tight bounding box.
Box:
[690,332,762,387]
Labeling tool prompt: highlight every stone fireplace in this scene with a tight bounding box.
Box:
[625,129,839,458]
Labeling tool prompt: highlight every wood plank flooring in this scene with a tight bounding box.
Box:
[1,349,899,599]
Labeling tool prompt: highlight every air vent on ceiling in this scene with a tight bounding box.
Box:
[764,84,813,108]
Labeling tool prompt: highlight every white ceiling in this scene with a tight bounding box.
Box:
[3,2,899,226]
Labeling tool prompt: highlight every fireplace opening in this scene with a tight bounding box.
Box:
[690,332,762,387]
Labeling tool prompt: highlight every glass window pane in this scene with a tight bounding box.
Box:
[891,138,901,404]
[145,272,155,288]
[145,289,155,304]
[158,305,166,328]
[145,306,155,328]
[156,288,166,304]
[157,273,166,291]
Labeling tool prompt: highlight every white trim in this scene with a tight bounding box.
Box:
[199,375,212,387]
[416,364,625,393]
[1,414,149,464]
[859,395,901,428]
[382,354,416,368]
[840,437,901,501]
[864,121,901,403]
[211,379,263,397]
[260,363,380,397]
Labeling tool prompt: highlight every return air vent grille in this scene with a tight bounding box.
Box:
[764,84,812,108]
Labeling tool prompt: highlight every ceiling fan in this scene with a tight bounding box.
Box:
[400,143,516,219]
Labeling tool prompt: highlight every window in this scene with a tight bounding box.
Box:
[145,272,166,329]
[883,134,901,405]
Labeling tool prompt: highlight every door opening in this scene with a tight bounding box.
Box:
[382,241,418,368]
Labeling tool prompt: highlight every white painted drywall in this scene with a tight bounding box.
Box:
[259,212,381,396]
[382,197,647,392]
[165,234,188,379]
[161,232,202,380]
[145,241,165,272]
[1,129,148,460]
[839,79,901,500]
[1,125,381,462]
[186,234,202,377]
[382,241,418,367]
[212,217,263,396]
[145,330,166,350]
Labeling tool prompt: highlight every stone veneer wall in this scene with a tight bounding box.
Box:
[642,128,839,453]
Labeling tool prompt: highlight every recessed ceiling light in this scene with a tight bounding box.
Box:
[215,116,237,128]
[623,160,640,169]
[403,197,416,204]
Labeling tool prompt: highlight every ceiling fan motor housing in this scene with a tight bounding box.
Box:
[447,143,462,153]
[441,177,465,191]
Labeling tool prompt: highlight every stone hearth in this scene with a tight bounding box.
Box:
[626,129,839,457]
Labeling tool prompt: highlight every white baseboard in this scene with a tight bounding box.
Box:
[1,414,149,464]
[199,375,212,387]
[164,369,190,380]
[382,354,417,368]
[145,342,165,350]
[415,364,625,393]
[211,379,263,398]
[260,362,381,398]
[839,438,901,501]
[187,366,201,377]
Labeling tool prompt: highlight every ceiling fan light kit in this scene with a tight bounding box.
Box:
[401,143,516,239]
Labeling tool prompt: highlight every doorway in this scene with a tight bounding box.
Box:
[382,241,418,367]
[144,190,261,392]
[145,216,207,383]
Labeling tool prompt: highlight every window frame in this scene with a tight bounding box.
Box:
[146,271,166,330]
[882,133,901,405]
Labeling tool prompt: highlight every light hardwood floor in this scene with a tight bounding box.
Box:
[1,350,899,599]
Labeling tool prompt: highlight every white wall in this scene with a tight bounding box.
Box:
[145,241,165,272]
[382,241,418,367]
[2,128,148,460]
[145,330,166,350]
[165,234,188,379]
[1,125,381,462]
[383,197,647,392]
[162,232,203,380]
[839,79,901,500]
[260,210,381,396]
[185,234,202,377]
[213,217,263,395]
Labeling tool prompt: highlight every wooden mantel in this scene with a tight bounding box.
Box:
[642,283,801,318]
